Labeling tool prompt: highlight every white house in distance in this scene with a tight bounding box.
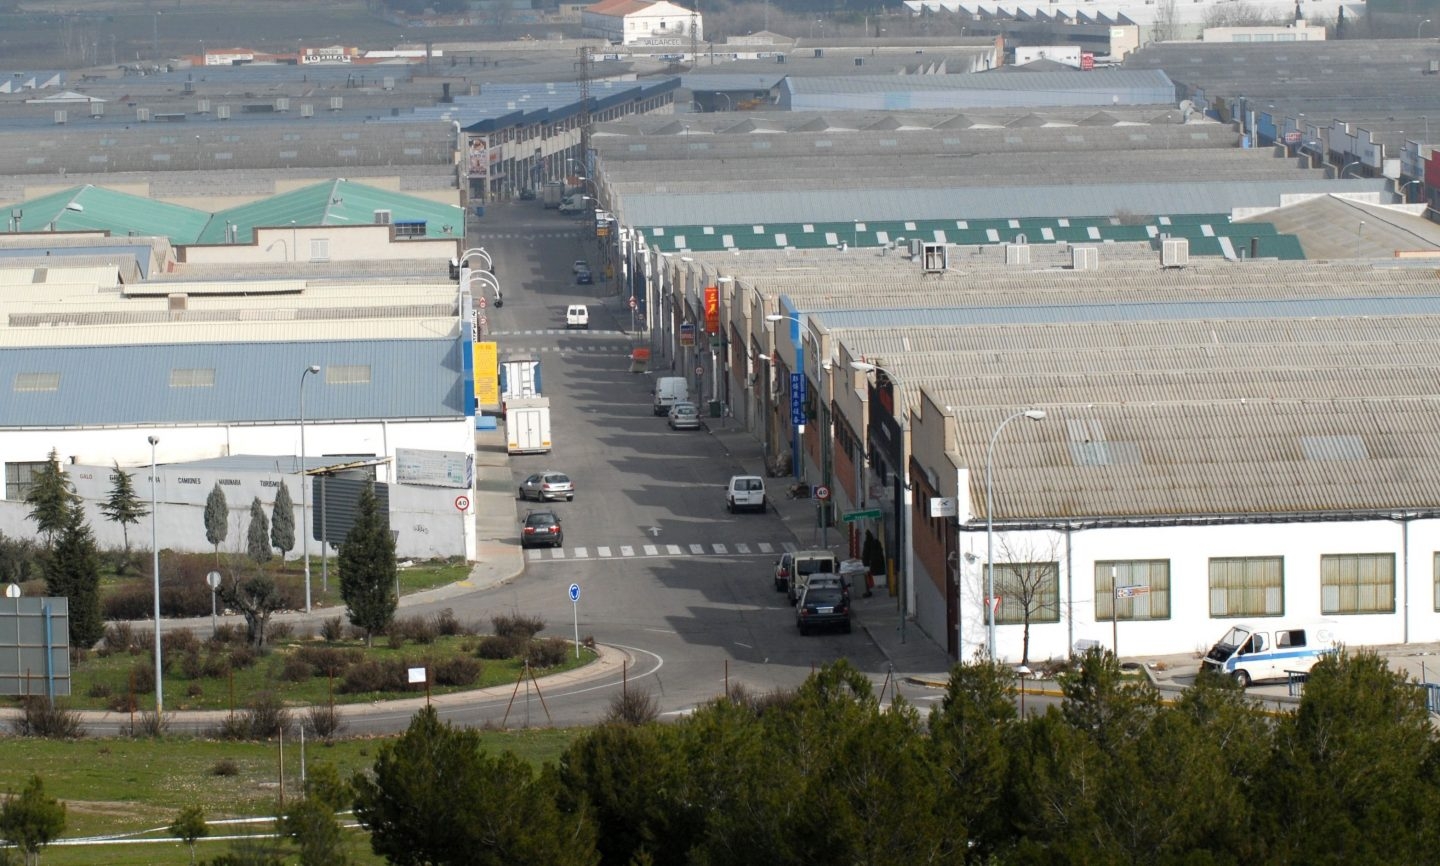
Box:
[582,0,703,47]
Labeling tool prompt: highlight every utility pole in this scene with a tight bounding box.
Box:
[576,46,592,174]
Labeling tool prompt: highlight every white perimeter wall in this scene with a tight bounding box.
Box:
[0,418,477,561]
[912,517,1440,663]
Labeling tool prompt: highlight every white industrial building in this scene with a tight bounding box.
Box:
[0,251,478,561]
[582,0,703,47]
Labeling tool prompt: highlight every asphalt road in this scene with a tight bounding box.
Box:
[431,201,944,724]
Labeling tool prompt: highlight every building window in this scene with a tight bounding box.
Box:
[169,368,215,388]
[4,461,48,502]
[1208,556,1284,617]
[1095,560,1171,621]
[325,364,371,385]
[309,238,330,262]
[994,561,1060,625]
[1321,553,1395,614]
[13,372,60,392]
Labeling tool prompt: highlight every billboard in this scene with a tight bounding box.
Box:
[0,597,70,698]
[396,449,473,489]
[467,135,493,179]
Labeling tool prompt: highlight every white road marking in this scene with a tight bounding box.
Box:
[736,543,751,554]
[552,548,566,559]
[596,546,612,557]
[619,545,635,556]
[758,542,774,553]
[689,544,705,555]
[574,547,589,558]
[666,544,682,555]
[712,543,728,555]
[642,545,657,556]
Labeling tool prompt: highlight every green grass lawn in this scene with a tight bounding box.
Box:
[0,727,579,865]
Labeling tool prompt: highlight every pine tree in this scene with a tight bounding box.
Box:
[270,482,296,558]
[23,449,75,547]
[338,482,396,647]
[46,505,104,649]
[99,461,149,575]
[0,774,66,866]
[203,483,229,567]
[247,497,272,566]
[98,461,148,557]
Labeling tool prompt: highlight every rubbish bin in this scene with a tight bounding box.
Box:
[708,400,723,418]
[474,205,485,217]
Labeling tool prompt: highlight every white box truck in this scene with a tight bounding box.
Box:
[505,396,552,454]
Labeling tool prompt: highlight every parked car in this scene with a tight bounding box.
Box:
[668,401,701,430]
[782,549,840,603]
[573,259,589,273]
[576,268,594,285]
[566,304,590,329]
[521,510,564,548]
[726,475,766,513]
[796,584,851,635]
[518,471,574,502]
[519,187,537,201]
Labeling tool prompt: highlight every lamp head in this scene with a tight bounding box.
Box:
[850,361,879,373]
[765,313,784,322]
[1023,408,1046,421]
[147,435,159,446]
[306,364,321,374]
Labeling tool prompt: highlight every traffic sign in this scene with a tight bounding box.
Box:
[695,365,703,377]
[569,583,581,603]
[814,485,831,501]
[1114,584,1149,599]
[842,508,883,523]
[454,495,470,512]
[479,315,488,327]
[478,297,487,309]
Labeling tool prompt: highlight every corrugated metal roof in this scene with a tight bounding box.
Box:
[622,178,1383,226]
[951,400,1440,520]
[12,185,211,242]
[0,338,464,427]
[0,319,458,348]
[199,179,465,244]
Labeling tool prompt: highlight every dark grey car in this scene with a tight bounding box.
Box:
[796,585,851,635]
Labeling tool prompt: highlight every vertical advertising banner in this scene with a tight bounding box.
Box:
[467,135,490,179]
[704,285,720,333]
[473,341,499,407]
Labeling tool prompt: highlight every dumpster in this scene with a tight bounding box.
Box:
[708,400,723,418]
[474,205,485,217]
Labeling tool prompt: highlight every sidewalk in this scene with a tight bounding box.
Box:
[706,421,956,685]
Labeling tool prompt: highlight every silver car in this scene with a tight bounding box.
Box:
[668,401,701,430]
[518,471,574,502]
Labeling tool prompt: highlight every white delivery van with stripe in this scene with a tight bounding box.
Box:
[1201,621,1340,688]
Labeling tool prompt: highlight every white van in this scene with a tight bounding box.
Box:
[566,304,589,330]
[653,376,689,415]
[1201,621,1340,687]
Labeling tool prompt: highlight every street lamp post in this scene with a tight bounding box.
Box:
[148,435,163,720]
[1419,18,1431,37]
[300,365,321,613]
[850,360,912,643]
[985,408,1046,659]
[1341,161,1363,179]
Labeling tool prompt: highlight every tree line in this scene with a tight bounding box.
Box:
[345,648,1438,866]
[16,450,397,652]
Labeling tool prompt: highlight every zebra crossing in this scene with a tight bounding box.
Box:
[526,540,796,562]
[473,231,582,241]
[490,329,628,338]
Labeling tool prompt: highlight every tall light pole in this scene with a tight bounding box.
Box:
[985,408,1046,659]
[300,365,321,613]
[850,360,912,643]
[148,435,163,720]
[1419,18,1431,37]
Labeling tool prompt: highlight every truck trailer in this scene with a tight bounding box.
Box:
[505,396,552,454]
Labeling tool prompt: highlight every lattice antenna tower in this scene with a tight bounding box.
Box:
[576,46,593,170]
[690,0,698,69]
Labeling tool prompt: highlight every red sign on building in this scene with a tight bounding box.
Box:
[704,285,720,333]
[1080,52,1095,71]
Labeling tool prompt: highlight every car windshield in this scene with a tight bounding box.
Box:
[805,588,843,606]
[543,474,569,484]
[676,406,696,415]
[737,479,762,491]
[527,514,558,527]
[798,559,836,576]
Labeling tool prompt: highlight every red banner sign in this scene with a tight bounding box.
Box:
[704,285,720,334]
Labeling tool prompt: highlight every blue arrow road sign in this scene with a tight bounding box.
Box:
[569,583,581,603]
